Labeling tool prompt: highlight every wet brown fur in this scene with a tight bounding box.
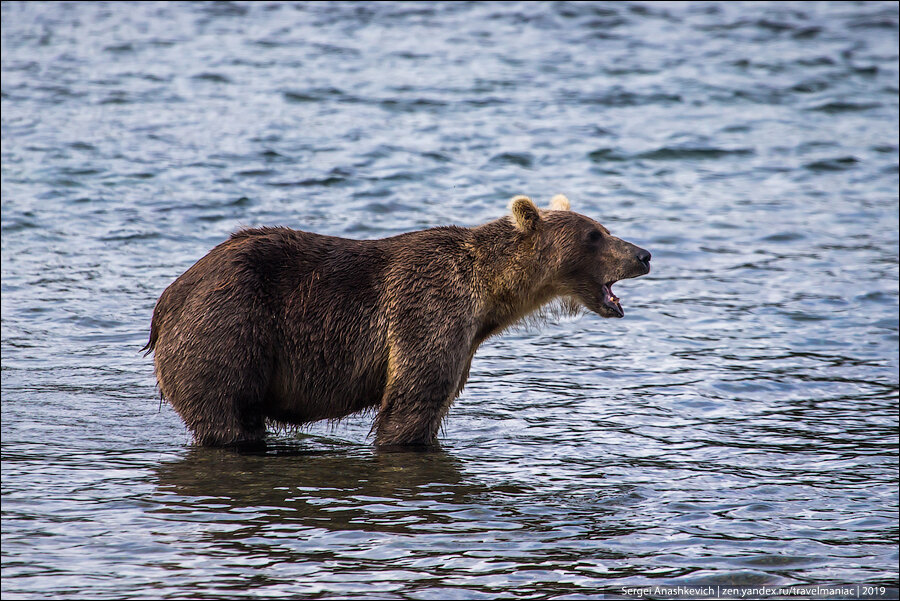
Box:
[144,195,650,448]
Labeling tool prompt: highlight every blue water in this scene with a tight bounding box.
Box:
[2,1,898,598]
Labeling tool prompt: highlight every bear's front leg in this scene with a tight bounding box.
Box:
[373,345,468,447]
[374,378,456,447]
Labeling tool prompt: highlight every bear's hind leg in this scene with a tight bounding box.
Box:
[154,319,272,449]
[190,393,267,449]
[161,364,269,449]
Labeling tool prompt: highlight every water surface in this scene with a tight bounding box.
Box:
[2,1,898,598]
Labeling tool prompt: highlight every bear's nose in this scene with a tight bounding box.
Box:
[636,249,651,268]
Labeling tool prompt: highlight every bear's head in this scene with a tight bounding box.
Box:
[509,194,651,318]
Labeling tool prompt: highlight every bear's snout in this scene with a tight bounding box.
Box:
[636,248,651,274]
[610,238,651,280]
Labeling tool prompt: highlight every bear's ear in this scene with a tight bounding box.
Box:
[509,195,541,232]
[549,194,571,211]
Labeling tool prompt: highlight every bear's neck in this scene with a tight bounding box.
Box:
[468,218,558,335]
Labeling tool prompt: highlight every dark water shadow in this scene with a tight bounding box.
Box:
[149,440,650,581]
[151,440,496,536]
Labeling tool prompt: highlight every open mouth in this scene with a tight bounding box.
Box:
[602,281,623,317]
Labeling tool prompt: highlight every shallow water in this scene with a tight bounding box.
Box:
[1,1,898,598]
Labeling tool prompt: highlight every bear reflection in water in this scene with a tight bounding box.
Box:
[144,195,651,448]
[152,443,478,541]
[155,443,469,513]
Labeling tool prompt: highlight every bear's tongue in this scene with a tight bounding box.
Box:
[602,283,623,317]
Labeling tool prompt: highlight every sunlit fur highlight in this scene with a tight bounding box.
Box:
[508,195,541,232]
[549,194,571,211]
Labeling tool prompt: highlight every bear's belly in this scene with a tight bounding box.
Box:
[262,355,387,425]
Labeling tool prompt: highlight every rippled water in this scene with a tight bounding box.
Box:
[2,1,898,598]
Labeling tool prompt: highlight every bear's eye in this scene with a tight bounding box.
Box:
[587,230,603,243]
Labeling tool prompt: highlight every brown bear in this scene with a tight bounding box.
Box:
[144,194,651,448]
